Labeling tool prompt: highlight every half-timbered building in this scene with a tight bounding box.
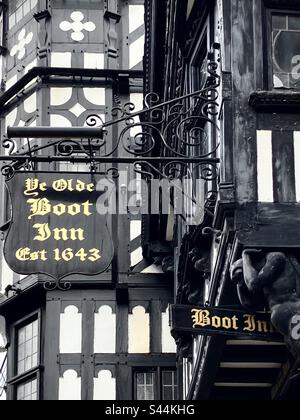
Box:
[0,0,177,401]
[144,0,300,400]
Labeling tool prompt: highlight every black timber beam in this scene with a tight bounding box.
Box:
[0,67,143,109]
[236,203,300,248]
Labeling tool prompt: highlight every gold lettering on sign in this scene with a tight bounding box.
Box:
[82,201,93,216]
[191,310,241,330]
[16,247,31,261]
[24,179,47,197]
[27,198,51,219]
[33,223,51,241]
[17,176,100,271]
[212,316,221,329]
[53,228,85,241]
[191,309,211,328]
[16,248,48,261]
[232,316,239,331]
[222,317,232,330]
[33,224,85,241]
[27,199,93,218]
[88,248,101,262]
[243,315,256,332]
[52,179,69,192]
[51,179,95,193]
[257,320,269,333]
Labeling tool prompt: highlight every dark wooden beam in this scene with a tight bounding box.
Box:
[236,203,300,247]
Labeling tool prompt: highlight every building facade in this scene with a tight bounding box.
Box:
[144,0,300,400]
[1,0,300,402]
[0,0,177,401]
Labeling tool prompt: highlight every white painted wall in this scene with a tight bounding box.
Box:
[93,370,116,400]
[257,130,273,202]
[161,310,176,353]
[129,5,145,33]
[129,35,145,69]
[59,306,82,354]
[94,306,116,354]
[59,370,81,400]
[128,306,150,353]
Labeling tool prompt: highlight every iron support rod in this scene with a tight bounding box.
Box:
[7,126,104,139]
[0,156,219,164]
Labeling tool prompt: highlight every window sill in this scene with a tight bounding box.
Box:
[7,365,43,386]
[249,90,300,113]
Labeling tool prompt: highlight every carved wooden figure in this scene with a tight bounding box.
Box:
[231,250,300,359]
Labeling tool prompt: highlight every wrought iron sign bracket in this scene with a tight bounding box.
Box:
[1,57,221,177]
[0,57,221,291]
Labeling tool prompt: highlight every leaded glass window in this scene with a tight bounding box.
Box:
[17,319,38,375]
[16,378,37,400]
[272,13,300,88]
[9,0,38,29]
[162,371,178,400]
[136,372,155,400]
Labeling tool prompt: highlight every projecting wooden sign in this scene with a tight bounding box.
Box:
[4,172,114,280]
[170,305,283,341]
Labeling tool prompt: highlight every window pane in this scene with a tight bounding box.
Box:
[17,320,39,375]
[136,372,155,400]
[9,14,16,29]
[272,15,286,30]
[163,387,173,400]
[32,320,38,337]
[162,371,172,385]
[145,385,154,400]
[146,373,153,385]
[16,6,23,23]
[289,16,300,30]
[18,343,25,361]
[272,13,300,89]
[17,379,38,401]
[162,371,178,401]
[137,385,144,401]
[23,0,31,16]
[137,373,144,386]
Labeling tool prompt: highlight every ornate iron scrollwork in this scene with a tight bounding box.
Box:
[1,55,220,169]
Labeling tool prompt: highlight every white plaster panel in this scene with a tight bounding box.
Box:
[129,35,145,69]
[51,52,72,68]
[83,88,105,106]
[94,306,116,354]
[257,130,273,202]
[50,87,73,106]
[84,53,104,70]
[161,310,176,353]
[93,370,116,400]
[129,5,145,33]
[59,370,81,400]
[59,306,82,354]
[24,93,37,114]
[128,306,150,353]
[50,114,72,127]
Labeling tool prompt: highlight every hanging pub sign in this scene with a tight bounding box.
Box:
[4,172,114,280]
[170,304,283,342]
